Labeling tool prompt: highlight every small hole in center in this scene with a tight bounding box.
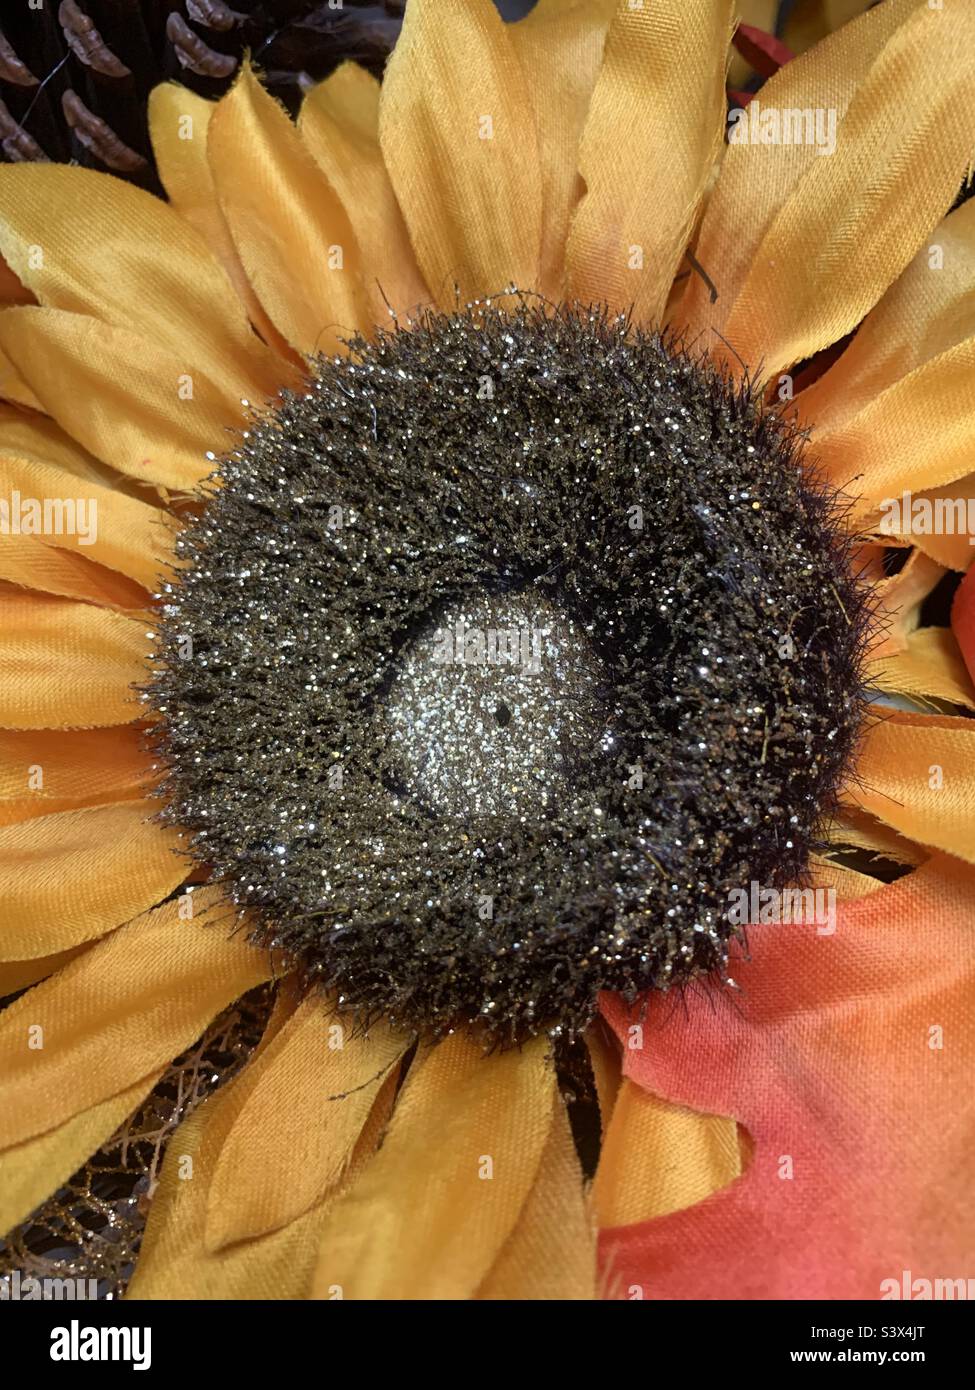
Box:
[494,702,512,727]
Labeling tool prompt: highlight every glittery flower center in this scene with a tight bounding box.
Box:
[385,592,611,821]
[150,301,868,1042]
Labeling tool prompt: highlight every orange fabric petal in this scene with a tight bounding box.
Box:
[507,0,615,301]
[720,3,975,379]
[311,1033,556,1299]
[0,163,283,403]
[847,709,975,863]
[148,82,300,367]
[0,307,248,491]
[379,0,542,307]
[205,993,409,1250]
[600,854,975,1298]
[0,726,153,826]
[208,62,368,356]
[681,0,916,340]
[566,0,734,326]
[298,63,429,325]
[0,800,187,960]
[0,889,272,1147]
[0,592,149,729]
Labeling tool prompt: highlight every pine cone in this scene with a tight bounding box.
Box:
[0,2,407,192]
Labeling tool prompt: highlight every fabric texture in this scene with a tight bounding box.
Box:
[600,855,975,1299]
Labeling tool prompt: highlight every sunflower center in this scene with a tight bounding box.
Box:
[385,592,610,821]
[150,299,867,1042]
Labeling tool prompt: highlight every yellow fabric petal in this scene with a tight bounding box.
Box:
[379,0,542,307]
[0,1072,161,1235]
[783,0,878,56]
[0,535,149,611]
[507,0,616,300]
[902,476,975,571]
[128,1086,378,1300]
[721,4,975,379]
[128,992,394,1300]
[0,163,283,403]
[586,1018,622,1135]
[148,82,300,367]
[0,800,187,960]
[476,1094,596,1299]
[0,945,87,998]
[127,1107,324,1299]
[808,853,888,902]
[848,710,975,864]
[0,592,149,729]
[0,406,173,590]
[205,993,409,1250]
[592,1079,742,1228]
[681,0,916,339]
[0,255,32,308]
[816,338,975,517]
[0,890,272,1147]
[208,62,367,356]
[299,63,429,325]
[868,627,975,712]
[0,343,42,410]
[826,804,927,869]
[311,1032,556,1299]
[0,404,110,477]
[0,726,152,826]
[566,0,734,326]
[0,307,248,491]
[0,465,167,593]
[801,197,975,434]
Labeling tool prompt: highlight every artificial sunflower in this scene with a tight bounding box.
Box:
[1,0,974,1303]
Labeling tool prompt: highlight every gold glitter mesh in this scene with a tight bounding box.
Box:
[0,984,272,1299]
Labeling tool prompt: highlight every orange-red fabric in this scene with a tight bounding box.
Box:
[599,855,975,1298]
